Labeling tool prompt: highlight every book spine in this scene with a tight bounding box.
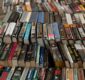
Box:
[12,43,22,67]
[52,22,60,41]
[31,23,36,43]
[36,45,40,67]
[18,44,27,67]
[20,68,29,80]
[8,42,18,66]
[37,23,44,46]
[18,23,27,42]
[4,22,16,43]
[37,12,44,23]
[24,23,32,44]
[65,13,73,24]
[74,68,78,80]
[6,67,15,80]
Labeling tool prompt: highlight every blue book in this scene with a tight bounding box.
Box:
[24,23,32,44]
[52,22,60,41]
[39,47,44,67]
[27,68,35,80]
[37,12,44,23]
[29,12,38,23]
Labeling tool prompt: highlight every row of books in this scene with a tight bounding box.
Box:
[1,19,85,44]
[2,1,85,13]
[0,66,84,80]
[0,40,85,68]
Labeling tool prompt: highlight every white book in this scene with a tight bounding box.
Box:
[78,27,85,37]
[74,13,80,22]
[64,44,73,64]
[20,68,29,80]
[79,13,85,24]
[5,22,16,36]
[65,13,73,24]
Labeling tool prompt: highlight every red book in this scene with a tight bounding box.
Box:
[8,42,18,66]
[48,2,58,12]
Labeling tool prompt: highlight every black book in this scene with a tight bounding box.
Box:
[18,44,28,67]
[8,11,20,23]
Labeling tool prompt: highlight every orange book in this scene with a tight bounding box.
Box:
[24,2,32,12]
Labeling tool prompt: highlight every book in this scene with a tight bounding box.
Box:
[24,23,32,44]
[4,22,16,43]
[18,44,27,67]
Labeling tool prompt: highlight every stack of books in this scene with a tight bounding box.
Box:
[0,0,85,79]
